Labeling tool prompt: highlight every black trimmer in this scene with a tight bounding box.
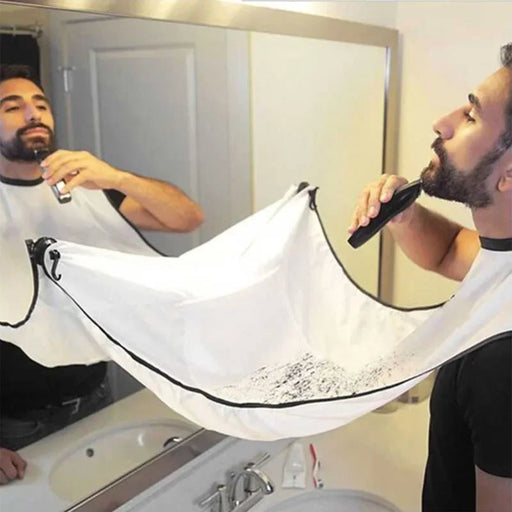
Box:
[348,179,422,248]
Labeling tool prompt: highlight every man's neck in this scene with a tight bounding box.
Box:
[472,199,512,239]
[0,156,41,181]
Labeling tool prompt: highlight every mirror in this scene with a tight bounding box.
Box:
[0,1,398,510]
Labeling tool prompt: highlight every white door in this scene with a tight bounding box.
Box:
[50,15,251,256]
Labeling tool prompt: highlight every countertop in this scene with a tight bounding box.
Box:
[1,393,430,512]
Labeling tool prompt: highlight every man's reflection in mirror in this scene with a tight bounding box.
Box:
[0,64,203,484]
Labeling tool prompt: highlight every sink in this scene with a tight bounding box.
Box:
[49,419,196,503]
[265,489,402,512]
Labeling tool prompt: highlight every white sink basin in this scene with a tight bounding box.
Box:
[49,419,195,503]
[265,489,402,512]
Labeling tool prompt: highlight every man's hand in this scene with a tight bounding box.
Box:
[348,174,411,234]
[40,149,123,193]
[347,173,478,280]
[0,448,27,484]
[39,149,203,232]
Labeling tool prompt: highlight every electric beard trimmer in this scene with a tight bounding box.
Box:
[348,179,422,248]
[33,148,72,204]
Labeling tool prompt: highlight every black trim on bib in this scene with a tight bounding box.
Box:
[0,175,44,186]
[480,237,512,252]
[0,241,40,328]
[35,255,512,409]
[311,198,444,313]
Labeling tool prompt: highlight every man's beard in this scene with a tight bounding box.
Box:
[0,123,55,162]
[420,137,507,208]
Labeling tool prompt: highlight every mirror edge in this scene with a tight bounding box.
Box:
[1,0,397,47]
[0,0,399,508]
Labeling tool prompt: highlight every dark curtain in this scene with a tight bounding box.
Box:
[0,33,41,80]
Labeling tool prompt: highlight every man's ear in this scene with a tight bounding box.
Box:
[497,150,512,192]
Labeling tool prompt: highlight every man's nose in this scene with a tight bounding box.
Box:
[25,104,42,123]
[432,108,460,140]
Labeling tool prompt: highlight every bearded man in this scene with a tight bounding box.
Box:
[0,64,203,484]
[350,44,512,512]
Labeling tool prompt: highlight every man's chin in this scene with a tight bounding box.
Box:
[420,163,437,185]
[420,164,446,198]
[23,137,50,150]
[21,140,53,161]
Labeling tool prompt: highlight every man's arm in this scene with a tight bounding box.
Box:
[475,466,512,512]
[40,150,203,232]
[387,203,479,281]
[114,172,203,232]
[348,174,480,281]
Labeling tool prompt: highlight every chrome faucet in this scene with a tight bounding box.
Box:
[199,453,274,512]
[229,461,274,506]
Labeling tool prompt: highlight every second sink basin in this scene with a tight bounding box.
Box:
[49,419,196,503]
[265,489,402,512]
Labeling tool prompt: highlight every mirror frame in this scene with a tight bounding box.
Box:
[0,1,399,510]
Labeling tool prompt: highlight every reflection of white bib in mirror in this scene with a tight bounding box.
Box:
[2,185,511,441]
[0,180,158,363]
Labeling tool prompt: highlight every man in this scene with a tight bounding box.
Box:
[0,65,203,484]
[349,45,512,511]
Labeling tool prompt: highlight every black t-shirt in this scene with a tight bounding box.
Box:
[422,334,512,512]
[0,341,107,413]
[0,189,126,414]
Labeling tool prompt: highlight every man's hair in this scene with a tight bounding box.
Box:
[0,64,44,91]
[501,43,512,67]
[500,43,512,150]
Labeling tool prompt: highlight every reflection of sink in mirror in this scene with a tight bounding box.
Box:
[265,489,402,512]
[49,419,195,502]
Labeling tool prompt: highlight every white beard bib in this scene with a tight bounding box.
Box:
[1,183,510,440]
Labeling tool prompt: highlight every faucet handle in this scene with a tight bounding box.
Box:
[243,466,274,495]
[199,484,229,512]
[242,452,274,495]
[246,452,270,469]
